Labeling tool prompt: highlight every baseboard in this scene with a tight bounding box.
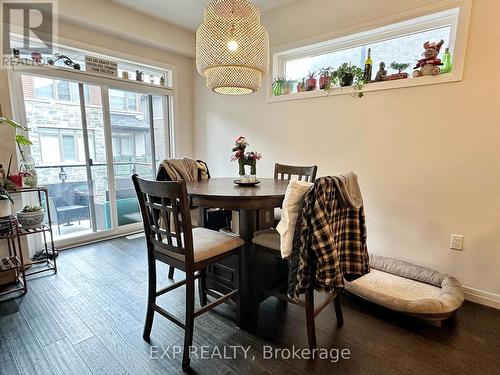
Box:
[463,286,500,310]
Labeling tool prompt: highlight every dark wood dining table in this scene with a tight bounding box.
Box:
[185,177,289,329]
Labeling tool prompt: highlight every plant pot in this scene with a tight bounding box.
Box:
[17,209,45,229]
[296,82,304,93]
[339,74,354,87]
[8,174,23,188]
[319,75,331,90]
[306,78,317,91]
[0,200,12,218]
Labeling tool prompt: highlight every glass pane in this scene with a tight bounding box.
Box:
[57,81,71,101]
[366,26,452,76]
[285,45,363,81]
[39,133,60,163]
[109,89,126,111]
[21,75,112,241]
[110,90,153,226]
[33,77,54,99]
[62,135,76,161]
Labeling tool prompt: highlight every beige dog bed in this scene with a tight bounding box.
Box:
[345,255,464,323]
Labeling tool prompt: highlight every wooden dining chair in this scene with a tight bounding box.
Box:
[273,163,318,224]
[274,163,318,182]
[132,174,244,370]
[251,230,343,349]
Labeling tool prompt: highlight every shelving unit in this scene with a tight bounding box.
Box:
[9,187,58,277]
[0,216,27,298]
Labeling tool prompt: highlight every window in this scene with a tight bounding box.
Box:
[34,77,54,99]
[33,77,87,103]
[112,133,135,160]
[273,7,463,97]
[109,89,138,112]
[38,128,95,164]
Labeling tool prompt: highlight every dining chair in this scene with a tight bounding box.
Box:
[251,229,343,349]
[274,163,318,182]
[132,174,244,370]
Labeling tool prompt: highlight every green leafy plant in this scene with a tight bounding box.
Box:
[318,67,333,76]
[307,70,317,79]
[0,117,33,155]
[390,62,410,74]
[21,204,43,212]
[330,63,364,97]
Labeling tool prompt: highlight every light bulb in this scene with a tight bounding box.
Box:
[227,40,239,51]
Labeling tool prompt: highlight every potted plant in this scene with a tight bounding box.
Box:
[17,204,45,229]
[319,67,333,90]
[281,79,293,95]
[332,63,364,88]
[272,77,285,96]
[387,62,410,81]
[296,78,305,93]
[0,117,37,187]
[305,70,317,91]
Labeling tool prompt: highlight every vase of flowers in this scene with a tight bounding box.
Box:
[231,136,262,181]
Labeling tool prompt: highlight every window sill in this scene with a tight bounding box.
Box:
[266,72,460,103]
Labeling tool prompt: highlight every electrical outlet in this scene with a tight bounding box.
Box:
[450,234,464,250]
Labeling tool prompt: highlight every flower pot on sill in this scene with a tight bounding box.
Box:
[339,74,354,87]
[319,75,331,90]
[306,78,317,91]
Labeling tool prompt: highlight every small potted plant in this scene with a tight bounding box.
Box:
[272,77,285,96]
[296,78,305,93]
[319,67,333,90]
[332,63,364,88]
[387,62,410,81]
[281,79,293,95]
[305,70,317,91]
[17,204,45,229]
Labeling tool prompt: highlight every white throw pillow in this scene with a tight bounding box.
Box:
[276,180,313,258]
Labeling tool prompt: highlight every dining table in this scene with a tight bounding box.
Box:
[185,177,289,329]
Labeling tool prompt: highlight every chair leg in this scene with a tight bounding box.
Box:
[198,269,207,306]
[168,265,175,279]
[143,255,157,342]
[182,275,195,371]
[234,248,243,325]
[305,289,317,350]
[333,291,344,326]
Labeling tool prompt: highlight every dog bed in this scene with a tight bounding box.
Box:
[344,255,464,322]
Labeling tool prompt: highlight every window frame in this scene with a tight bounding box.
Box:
[269,1,471,102]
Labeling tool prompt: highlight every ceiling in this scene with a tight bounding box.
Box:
[109,0,295,31]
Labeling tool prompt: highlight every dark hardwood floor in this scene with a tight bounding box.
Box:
[1,235,499,375]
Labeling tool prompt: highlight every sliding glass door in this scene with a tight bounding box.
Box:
[18,73,170,246]
[108,89,166,227]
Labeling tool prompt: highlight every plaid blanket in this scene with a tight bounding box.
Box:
[291,176,370,299]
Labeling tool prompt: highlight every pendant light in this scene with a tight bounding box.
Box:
[196,0,270,95]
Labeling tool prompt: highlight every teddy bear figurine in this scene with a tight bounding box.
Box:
[413,39,444,77]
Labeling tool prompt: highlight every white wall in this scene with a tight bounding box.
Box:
[194,0,500,300]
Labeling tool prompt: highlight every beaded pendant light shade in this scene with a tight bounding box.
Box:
[196,0,270,95]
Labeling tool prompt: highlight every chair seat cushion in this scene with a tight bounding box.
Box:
[252,229,280,251]
[192,228,244,262]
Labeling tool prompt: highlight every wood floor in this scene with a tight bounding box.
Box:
[1,235,499,375]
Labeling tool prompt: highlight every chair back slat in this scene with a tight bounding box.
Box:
[274,163,318,182]
[132,174,194,266]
